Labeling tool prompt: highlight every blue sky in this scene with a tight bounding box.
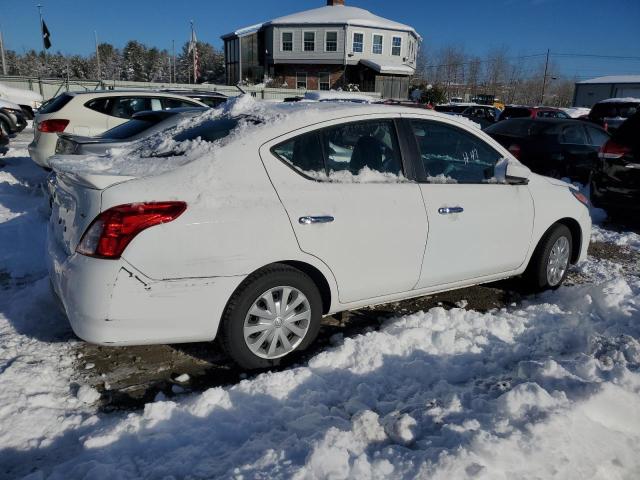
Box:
[1,0,639,80]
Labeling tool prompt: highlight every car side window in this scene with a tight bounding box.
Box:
[410,120,502,183]
[271,119,405,181]
[321,120,403,176]
[560,125,588,145]
[585,126,609,147]
[272,131,326,178]
[85,98,112,114]
[110,97,153,119]
[162,98,200,109]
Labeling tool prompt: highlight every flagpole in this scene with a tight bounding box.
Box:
[172,39,176,84]
[37,4,48,76]
[191,20,196,84]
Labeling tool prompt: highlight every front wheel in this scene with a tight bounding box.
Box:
[525,224,573,291]
[219,265,322,369]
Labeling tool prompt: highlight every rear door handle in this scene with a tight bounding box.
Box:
[438,206,464,215]
[299,216,335,224]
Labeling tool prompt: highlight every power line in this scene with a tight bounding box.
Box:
[552,53,640,61]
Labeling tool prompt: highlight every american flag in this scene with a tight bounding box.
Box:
[188,24,200,83]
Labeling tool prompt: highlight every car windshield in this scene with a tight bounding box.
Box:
[100,119,156,140]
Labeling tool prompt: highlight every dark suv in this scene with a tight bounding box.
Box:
[590,111,640,217]
[587,98,639,132]
[499,106,570,121]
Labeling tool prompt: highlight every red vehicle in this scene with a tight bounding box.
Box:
[499,106,571,121]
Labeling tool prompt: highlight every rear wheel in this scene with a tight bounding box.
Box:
[0,120,10,137]
[219,265,322,369]
[525,224,573,291]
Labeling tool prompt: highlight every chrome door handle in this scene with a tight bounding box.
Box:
[438,206,464,215]
[299,216,335,225]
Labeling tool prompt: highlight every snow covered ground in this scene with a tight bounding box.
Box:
[1,128,640,479]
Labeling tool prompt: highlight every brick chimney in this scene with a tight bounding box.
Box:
[327,0,345,5]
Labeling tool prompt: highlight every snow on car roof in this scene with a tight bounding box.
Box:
[303,91,376,103]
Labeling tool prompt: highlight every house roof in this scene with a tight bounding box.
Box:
[577,75,640,85]
[223,5,420,39]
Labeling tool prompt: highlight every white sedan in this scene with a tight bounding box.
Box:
[48,102,591,369]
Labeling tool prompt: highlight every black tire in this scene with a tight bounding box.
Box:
[524,224,573,292]
[0,120,10,136]
[219,264,322,370]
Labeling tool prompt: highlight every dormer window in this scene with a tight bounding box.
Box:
[372,34,383,55]
[304,32,315,52]
[282,32,293,51]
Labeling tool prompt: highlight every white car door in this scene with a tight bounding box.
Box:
[405,117,534,288]
[260,117,428,304]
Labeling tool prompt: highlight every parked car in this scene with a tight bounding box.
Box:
[434,103,477,114]
[459,105,500,129]
[498,106,571,121]
[0,98,28,136]
[0,82,43,119]
[157,89,228,108]
[29,90,208,168]
[587,98,639,132]
[0,128,8,156]
[485,118,609,183]
[590,111,640,217]
[48,103,591,369]
[55,107,207,156]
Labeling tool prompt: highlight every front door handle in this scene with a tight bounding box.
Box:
[299,216,335,225]
[438,206,464,215]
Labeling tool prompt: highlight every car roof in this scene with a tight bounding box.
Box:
[158,89,228,98]
[64,89,207,98]
[131,107,208,121]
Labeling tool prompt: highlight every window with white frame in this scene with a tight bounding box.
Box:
[372,34,383,55]
[353,32,364,53]
[392,36,402,56]
[325,31,338,52]
[296,72,307,89]
[303,32,315,52]
[281,32,293,52]
[319,72,330,90]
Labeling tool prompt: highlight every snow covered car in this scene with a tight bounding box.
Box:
[29,90,208,168]
[47,99,591,369]
[55,107,207,156]
[0,81,43,119]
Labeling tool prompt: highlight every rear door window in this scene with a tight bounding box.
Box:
[411,120,502,183]
[85,98,113,114]
[271,119,405,180]
[560,125,588,145]
[109,97,161,119]
[161,98,201,109]
[501,107,531,120]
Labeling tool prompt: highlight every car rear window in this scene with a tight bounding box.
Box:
[591,102,639,120]
[500,107,531,120]
[38,94,73,114]
[100,119,156,140]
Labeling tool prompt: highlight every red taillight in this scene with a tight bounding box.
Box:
[38,119,70,133]
[76,202,187,259]
[599,139,631,160]
[571,189,589,207]
[508,144,521,159]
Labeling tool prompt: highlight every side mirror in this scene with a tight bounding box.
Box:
[506,161,531,185]
[495,158,531,185]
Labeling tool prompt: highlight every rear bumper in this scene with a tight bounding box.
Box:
[591,179,640,213]
[29,132,58,168]
[47,230,245,346]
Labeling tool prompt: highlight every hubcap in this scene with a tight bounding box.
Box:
[547,236,570,286]
[243,286,311,359]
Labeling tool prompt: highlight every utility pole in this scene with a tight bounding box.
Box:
[540,48,550,106]
[94,31,101,82]
[0,29,7,76]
